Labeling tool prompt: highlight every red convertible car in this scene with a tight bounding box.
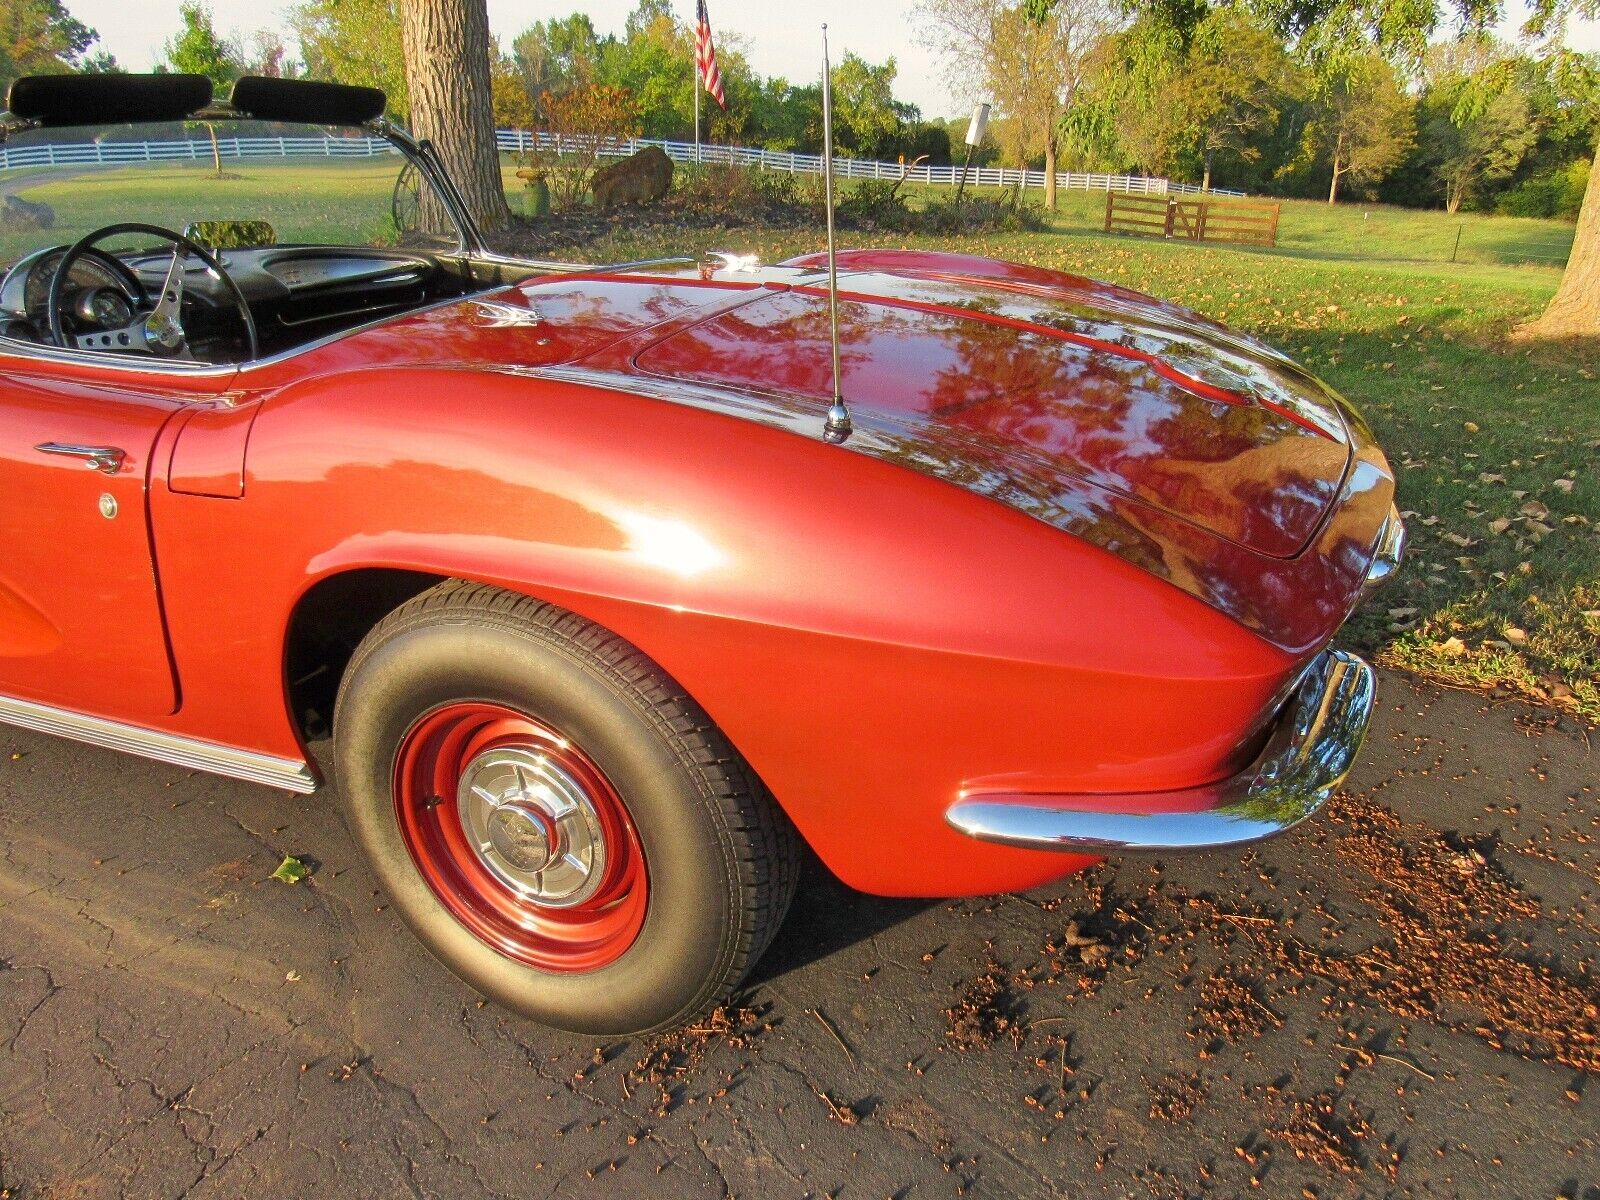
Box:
[0,75,1402,1034]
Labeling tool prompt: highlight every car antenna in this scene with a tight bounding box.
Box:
[819,23,852,445]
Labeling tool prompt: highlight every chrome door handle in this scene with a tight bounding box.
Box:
[34,442,126,475]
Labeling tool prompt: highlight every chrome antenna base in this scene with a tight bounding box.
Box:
[823,402,852,444]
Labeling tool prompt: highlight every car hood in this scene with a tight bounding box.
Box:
[625,258,1353,560]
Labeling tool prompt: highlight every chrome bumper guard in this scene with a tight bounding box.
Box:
[945,649,1375,853]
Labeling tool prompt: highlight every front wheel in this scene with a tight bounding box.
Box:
[333,581,800,1035]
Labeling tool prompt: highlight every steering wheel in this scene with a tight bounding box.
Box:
[46,222,259,362]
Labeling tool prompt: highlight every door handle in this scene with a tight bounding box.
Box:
[34,443,126,475]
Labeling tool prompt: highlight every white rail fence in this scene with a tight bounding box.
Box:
[0,130,1244,198]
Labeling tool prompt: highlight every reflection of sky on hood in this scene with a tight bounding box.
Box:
[835,273,1349,441]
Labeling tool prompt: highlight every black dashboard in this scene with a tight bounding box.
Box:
[0,244,486,362]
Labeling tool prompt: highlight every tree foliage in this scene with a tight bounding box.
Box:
[1294,52,1416,203]
[0,0,115,95]
[917,0,1117,205]
[165,2,239,88]
[290,0,408,118]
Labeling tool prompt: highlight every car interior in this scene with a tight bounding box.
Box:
[0,73,539,367]
[0,237,512,364]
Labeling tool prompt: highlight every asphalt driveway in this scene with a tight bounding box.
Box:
[1,668,1596,1199]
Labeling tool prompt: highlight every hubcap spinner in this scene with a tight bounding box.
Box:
[457,747,608,907]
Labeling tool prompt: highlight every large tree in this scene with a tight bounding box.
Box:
[1307,53,1415,203]
[398,0,510,233]
[1421,79,1538,212]
[165,2,239,88]
[917,0,1117,209]
[1172,9,1303,191]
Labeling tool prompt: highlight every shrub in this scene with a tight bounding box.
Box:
[837,179,913,229]
[1497,159,1591,221]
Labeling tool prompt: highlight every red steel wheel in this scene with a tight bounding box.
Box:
[335,581,800,1033]
[393,702,648,973]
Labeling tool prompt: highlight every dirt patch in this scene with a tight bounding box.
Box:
[1263,1088,1394,1180]
[623,1003,773,1115]
[1265,792,1600,1073]
[945,954,1028,1051]
[1146,1071,1209,1122]
[1189,972,1284,1056]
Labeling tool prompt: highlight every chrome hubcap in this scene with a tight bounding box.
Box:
[457,747,607,906]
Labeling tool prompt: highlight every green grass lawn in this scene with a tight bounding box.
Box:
[0,158,406,260]
[892,182,1577,268]
[4,159,1595,719]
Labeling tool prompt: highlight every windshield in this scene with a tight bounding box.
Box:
[0,120,455,268]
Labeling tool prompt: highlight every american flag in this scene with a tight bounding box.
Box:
[694,0,726,109]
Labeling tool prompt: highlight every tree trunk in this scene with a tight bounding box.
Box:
[1202,149,1212,194]
[1515,140,1599,340]
[399,0,510,235]
[1044,136,1057,211]
[1327,131,1343,205]
[207,124,222,178]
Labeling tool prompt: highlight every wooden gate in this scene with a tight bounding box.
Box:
[1104,193,1281,248]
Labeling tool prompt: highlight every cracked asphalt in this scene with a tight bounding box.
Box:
[2,667,1597,1199]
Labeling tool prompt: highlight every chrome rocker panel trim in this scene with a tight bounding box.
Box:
[0,693,318,794]
[946,648,1375,853]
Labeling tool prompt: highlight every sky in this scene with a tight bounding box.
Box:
[61,0,1600,125]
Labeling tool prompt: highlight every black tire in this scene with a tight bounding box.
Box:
[332,579,800,1035]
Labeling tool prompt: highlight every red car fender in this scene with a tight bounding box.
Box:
[148,363,1299,896]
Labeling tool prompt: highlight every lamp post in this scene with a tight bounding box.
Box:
[955,101,990,205]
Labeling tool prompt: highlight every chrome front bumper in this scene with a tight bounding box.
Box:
[945,649,1375,854]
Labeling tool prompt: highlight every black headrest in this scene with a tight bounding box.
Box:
[230,76,387,126]
[6,73,215,127]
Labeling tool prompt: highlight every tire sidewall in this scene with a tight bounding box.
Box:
[335,614,742,1035]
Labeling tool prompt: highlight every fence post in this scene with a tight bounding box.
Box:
[1104,190,1114,233]
[1450,223,1463,264]
[1268,203,1281,248]
[1163,198,1175,238]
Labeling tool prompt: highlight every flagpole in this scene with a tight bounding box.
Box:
[694,66,701,164]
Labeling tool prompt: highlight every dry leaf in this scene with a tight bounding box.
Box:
[1439,637,1468,657]
[1551,478,1574,494]
[1461,420,1479,433]
[1504,627,1528,644]
[1519,500,1550,520]
[1487,517,1512,534]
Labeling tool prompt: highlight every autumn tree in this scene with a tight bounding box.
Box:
[534,82,641,209]
[491,52,535,129]
[1,0,115,94]
[1172,10,1303,191]
[1306,53,1415,203]
[398,0,510,233]
[917,0,1117,208]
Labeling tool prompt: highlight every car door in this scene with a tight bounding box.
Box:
[0,355,228,721]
